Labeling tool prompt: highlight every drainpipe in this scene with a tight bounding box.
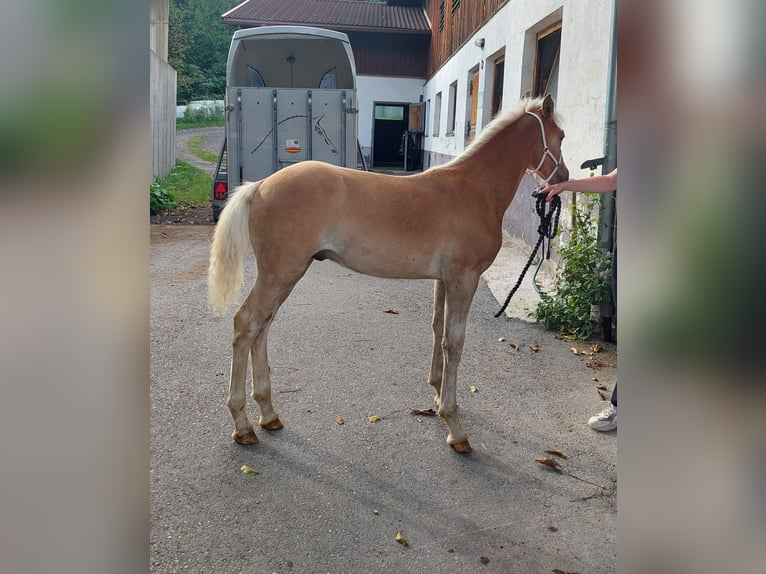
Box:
[598,0,617,251]
[596,0,617,337]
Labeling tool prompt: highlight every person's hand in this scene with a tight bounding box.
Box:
[540,181,568,202]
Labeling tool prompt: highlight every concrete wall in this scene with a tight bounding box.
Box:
[421,0,614,243]
[151,50,177,178]
[150,0,169,61]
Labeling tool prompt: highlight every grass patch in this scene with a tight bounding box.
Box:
[176,118,224,130]
[187,135,220,163]
[152,160,211,209]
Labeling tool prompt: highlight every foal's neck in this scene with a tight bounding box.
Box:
[459,119,536,220]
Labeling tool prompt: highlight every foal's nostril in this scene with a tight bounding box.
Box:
[554,164,569,183]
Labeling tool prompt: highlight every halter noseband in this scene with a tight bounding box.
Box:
[525,111,563,186]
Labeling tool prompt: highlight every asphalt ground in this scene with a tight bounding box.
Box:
[150,224,616,573]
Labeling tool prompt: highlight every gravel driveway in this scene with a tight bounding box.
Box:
[175,126,225,176]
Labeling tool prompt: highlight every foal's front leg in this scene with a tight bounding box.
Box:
[428,280,446,403]
[439,275,479,454]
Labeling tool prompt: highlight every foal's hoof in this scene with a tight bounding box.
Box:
[450,440,473,454]
[233,428,259,445]
[260,417,284,431]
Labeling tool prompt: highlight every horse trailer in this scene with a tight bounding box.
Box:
[212,26,360,222]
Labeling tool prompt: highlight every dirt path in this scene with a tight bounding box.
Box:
[174,127,225,176]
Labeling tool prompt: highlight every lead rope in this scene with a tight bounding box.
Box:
[494,191,562,318]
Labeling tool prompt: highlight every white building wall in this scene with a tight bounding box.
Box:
[423,0,613,182]
[419,0,614,245]
[356,75,425,160]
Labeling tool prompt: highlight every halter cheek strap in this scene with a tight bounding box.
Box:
[525,111,563,185]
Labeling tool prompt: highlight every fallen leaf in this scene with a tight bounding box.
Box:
[570,347,580,355]
[416,417,423,423]
[480,556,490,565]
[368,415,381,423]
[395,531,409,546]
[469,386,478,393]
[597,389,607,401]
[529,344,540,353]
[509,342,519,350]
[410,407,437,416]
[586,356,616,370]
[596,384,608,391]
[384,308,399,314]
[498,336,506,342]
[544,449,568,459]
[590,343,603,353]
[240,464,259,475]
[535,457,563,471]
[336,416,344,425]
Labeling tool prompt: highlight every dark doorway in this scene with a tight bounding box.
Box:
[372,103,409,167]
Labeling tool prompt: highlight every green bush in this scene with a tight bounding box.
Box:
[532,194,613,339]
[182,103,224,124]
[150,182,178,215]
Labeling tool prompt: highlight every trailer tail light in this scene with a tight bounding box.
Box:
[214,181,228,200]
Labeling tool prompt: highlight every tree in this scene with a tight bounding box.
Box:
[169,0,239,103]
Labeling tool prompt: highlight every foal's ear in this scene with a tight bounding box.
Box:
[521,90,531,100]
[541,94,555,118]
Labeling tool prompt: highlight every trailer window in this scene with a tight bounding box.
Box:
[246,66,265,87]
[318,68,337,89]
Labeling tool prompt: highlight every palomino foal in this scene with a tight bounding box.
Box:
[209,95,568,453]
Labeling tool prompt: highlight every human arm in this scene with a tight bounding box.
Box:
[541,169,617,202]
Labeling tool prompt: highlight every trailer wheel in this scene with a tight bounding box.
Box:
[212,205,221,224]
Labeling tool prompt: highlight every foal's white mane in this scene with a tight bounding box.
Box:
[443,96,563,167]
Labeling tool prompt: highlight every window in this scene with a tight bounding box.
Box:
[439,1,445,32]
[318,68,337,89]
[466,68,479,144]
[491,57,505,118]
[246,66,265,87]
[446,81,457,136]
[534,23,561,98]
[433,92,442,136]
[424,99,430,137]
[374,105,404,121]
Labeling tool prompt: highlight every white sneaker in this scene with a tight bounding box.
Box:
[588,404,617,432]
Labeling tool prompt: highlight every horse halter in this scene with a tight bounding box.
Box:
[525,111,563,186]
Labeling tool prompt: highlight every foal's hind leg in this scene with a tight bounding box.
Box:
[250,319,283,430]
[227,289,262,445]
[428,280,446,403]
[228,265,308,444]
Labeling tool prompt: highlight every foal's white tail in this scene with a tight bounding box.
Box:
[208,181,260,313]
